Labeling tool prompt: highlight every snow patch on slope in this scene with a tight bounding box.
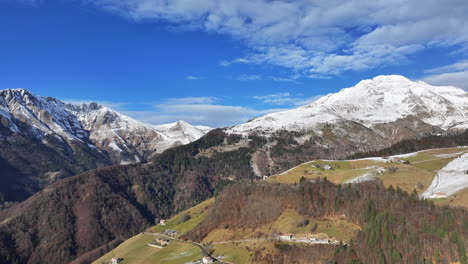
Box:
[421,153,468,198]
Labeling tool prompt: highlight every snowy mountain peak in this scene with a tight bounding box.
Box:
[228,75,468,135]
[0,89,212,163]
[153,120,213,148]
[364,74,411,83]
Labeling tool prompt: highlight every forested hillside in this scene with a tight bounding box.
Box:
[0,130,255,264]
[186,181,468,264]
[2,129,468,263]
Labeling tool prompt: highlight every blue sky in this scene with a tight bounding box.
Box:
[1,0,467,127]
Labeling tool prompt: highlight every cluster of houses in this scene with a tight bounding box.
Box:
[382,157,409,164]
[368,166,388,175]
[311,164,333,170]
[165,229,179,238]
[275,233,341,245]
[151,237,171,247]
[157,219,180,237]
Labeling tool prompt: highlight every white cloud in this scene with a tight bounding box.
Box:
[424,60,468,74]
[89,0,468,77]
[164,96,217,104]
[422,71,468,90]
[62,95,287,127]
[253,92,323,106]
[236,74,262,81]
[63,94,323,127]
[186,75,202,80]
[236,74,299,82]
[422,60,468,90]
[115,96,283,127]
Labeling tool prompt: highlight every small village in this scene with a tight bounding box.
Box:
[124,217,344,264]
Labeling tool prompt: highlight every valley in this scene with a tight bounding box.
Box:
[3,1,468,262]
[94,146,468,264]
[1,76,467,264]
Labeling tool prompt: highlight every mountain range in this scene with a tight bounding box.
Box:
[0,75,467,264]
[0,88,211,201]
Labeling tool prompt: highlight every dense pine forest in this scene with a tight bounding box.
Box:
[0,130,256,264]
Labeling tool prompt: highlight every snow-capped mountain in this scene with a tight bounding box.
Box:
[153,120,212,152]
[0,88,212,202]
[222,75,468,178]
[228,75,468,135]
[0,88,212,164]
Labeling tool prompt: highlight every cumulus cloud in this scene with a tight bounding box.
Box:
[422,60,468,90]
[89,0,468,77]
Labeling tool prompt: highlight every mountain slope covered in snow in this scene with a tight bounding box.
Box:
[0,88,212,163]
[222,75,468,177]
[228,75,468,135]
[0,88,211,201]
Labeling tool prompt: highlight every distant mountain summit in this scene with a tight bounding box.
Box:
[153,120,212,152]
[228,75,468,135]
[0,88,211,201]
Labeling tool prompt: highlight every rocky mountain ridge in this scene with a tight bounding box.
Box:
[0,88,211,201]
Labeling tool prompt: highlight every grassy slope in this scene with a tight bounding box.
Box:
[270,147,468,199]
[434,188,468,209]
[258,209,360,241]
[201,208,359,243]
[199,208,360,263]
[94,200,360,264]
[94,147,468,264]
[93,199,214,264]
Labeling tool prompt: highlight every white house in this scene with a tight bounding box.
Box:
[165,229,179,237]
[110,258,122,264]
[202,256,214,264]
[278,233,295,241]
